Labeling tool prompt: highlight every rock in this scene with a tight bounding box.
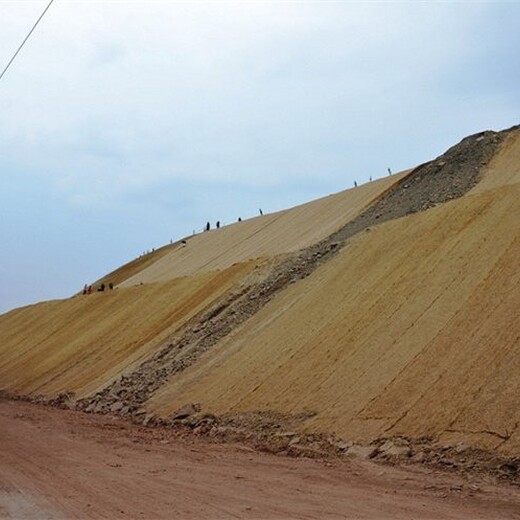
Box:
[172,403,201,420]
[348,445,379,459]
[289,436,301,446]
[336,441,352,452]
[92,402,105,414]
[199,413,216,425]
[63,399,76,410]
[379,440,412,458]
[108,382,122,398]
[390,446,412,458]
[275,431,298,438]
[143,413,156,426]
[453,443,469,454]
[110,401,123,413]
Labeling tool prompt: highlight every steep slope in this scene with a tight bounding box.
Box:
[148,129,520,453]
[0,171,409,400]
[0,261,255,398]
[1,125,518,462]
[86,127,511,414]
[471,128,520,193]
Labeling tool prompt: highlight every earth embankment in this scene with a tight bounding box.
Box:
[1,125,519,464]
[0,261,255,398]
[147,128,520,453]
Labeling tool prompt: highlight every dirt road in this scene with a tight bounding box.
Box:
[1,399,519,519]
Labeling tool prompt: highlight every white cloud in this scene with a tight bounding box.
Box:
[1,0,519,311]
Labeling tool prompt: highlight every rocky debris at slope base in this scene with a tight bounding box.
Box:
[169,414,520,486]
[76,126,517,416]
[369,436,520,485]
[139,408,520,486]
[4,387,520,486]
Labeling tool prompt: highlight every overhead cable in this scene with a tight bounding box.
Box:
[0,0,55,83]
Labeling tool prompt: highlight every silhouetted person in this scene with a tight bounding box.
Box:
[98,283,105,292]
[259,208,263,216]
[238,217,242,222]
[205,222,210,232]
[216,221,220,229]
[82,284,88,295]
[109,282,114,290]
[387,167,392,176]
[354,181,357,187]
[87,285,92,294]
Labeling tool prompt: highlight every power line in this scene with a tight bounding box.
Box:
[0,0,55,83]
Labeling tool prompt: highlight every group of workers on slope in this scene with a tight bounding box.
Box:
[82,282,114,295]
[203,209,263,232]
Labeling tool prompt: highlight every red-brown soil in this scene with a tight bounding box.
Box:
[1,399,520,519]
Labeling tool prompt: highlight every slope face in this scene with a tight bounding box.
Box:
[0,171,407,404]
[471,128,520,193]
[0,261,255,398]
[148,134,520,453]
[2,125,518,460]
[118,173,408,287]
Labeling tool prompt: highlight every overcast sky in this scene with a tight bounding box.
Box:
[1,0,519,314]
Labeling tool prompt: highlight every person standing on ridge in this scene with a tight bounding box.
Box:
[259,208,263,216]
[216,221,220,229]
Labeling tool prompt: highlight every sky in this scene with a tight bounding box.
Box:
[0,0,519,314]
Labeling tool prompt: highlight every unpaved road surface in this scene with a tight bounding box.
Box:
[1,399,520,519]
